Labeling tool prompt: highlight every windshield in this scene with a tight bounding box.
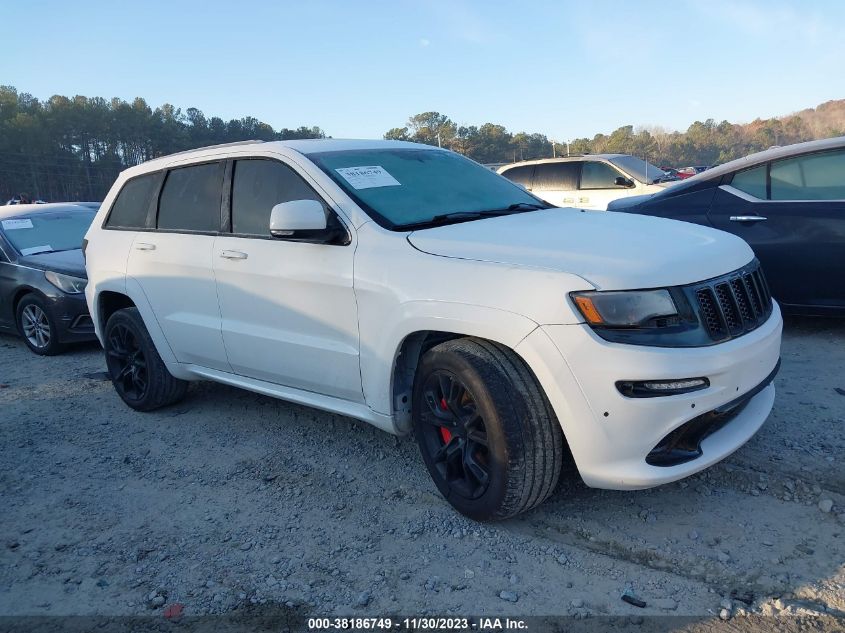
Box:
[1,210,94,255]
[608,155,675,184]
[310,148,548,229]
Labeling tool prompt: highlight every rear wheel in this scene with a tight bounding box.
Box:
[412,337,564,520]
[16,294,64,356]
[104,307,188,411]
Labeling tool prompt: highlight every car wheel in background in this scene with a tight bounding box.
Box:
[104,307,188,411]
[412,337,564,520]
[16,293,64,356]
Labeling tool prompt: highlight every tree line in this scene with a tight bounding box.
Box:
[0,86,324,203]
[1,83,843,203]
[385,101,845,167]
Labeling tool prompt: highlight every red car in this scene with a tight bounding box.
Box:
[677,165,709,179]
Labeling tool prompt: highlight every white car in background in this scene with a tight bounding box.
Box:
[498,154,679,210]
[84,139,781,520]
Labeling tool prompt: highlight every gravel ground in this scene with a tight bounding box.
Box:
[0,317,843,626]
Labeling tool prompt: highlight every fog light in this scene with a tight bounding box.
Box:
[616,377,709,398]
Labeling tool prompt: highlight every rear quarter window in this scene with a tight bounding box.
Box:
[730,165,767,199]
[500,164,535,187]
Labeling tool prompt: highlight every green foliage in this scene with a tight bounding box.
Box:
[3,84,843,203]
[0,86,325,202]
[386,102,845,167]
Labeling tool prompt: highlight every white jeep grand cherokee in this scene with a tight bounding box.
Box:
[84,139,782,520]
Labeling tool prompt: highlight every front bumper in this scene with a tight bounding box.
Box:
[515,302,782,489]
[46,292,96,344]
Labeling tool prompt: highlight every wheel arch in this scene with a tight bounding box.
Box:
[12,285,44,317]
[93,279,189,378]
[390,330,465,431]
[96,290,136,333]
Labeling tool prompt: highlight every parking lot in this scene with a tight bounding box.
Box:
[0,317,843,622]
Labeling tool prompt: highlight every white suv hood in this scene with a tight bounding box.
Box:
[407,208,754,290]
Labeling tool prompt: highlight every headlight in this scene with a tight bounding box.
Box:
[44,271,87,294]
[571,289,678,327]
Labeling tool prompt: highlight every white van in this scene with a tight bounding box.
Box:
[498,154,678,210]
[84,139,781,520]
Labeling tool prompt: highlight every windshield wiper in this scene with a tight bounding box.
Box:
[395,202,547,231]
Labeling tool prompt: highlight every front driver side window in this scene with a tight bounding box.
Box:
[231,159,323,236]
[580,162,626,189]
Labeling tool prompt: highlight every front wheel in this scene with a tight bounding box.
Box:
[104,307,188,411]
[412,338,564,520]
[17,294,64,356]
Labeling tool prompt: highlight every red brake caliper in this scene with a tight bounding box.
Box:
[439,397,452,443]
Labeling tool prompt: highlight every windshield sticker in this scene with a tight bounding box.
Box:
[2,218,34,230]
[20,245,52,256]
[335,166,401,190]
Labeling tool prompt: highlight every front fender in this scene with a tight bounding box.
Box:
[360,299,539,416]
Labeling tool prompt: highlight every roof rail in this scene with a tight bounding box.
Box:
[156,140,265,159]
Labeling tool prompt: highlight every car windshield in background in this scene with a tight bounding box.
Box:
[608,155,673,184]
[1,210,94,255]
[310,148,548,229]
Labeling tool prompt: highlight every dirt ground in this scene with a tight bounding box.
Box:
[0,316,843,628]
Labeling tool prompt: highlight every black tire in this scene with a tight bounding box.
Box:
[16,293,65,356]
[412,337,564,520]
[104,307,188,411]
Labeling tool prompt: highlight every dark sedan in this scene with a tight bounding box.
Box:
[608,136,845,316]
[0,203,97,354]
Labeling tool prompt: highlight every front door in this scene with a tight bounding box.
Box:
[213,158,362,402]
[578,161,634,210]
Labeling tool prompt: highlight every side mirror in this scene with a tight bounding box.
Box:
[270,200,327,236]
[269,199,349,245]
[614,176,635,188]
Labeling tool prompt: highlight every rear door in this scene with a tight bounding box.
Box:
[125,161,232,370]
[707,150,845,310]
[532,162,579,207]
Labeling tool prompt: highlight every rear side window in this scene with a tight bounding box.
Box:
[106,173,160,229]
[770,150,845,200]
[534,163,578,190]
[231,159,322,236]
[580,161,625,189]
[730,165,767,199]
[157,163,224,232]
[500,165,534,187]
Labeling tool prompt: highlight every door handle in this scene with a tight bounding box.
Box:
[220,250,248,260]
[134,242,156,251]
[729,215,767,223]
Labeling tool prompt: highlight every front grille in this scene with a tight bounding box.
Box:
[691,261,773,342]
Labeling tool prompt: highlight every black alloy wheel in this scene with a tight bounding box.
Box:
[103,307,188,411]
[418,370,491,500]
[412,338,565,520]
[106,322,148,403]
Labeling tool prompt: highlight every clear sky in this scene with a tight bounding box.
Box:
[3,0,844,140]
